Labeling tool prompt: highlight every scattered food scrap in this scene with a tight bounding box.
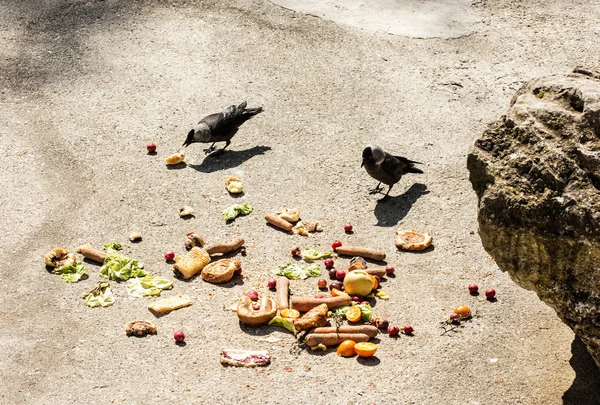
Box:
[237,295,277,326]
[301,247,333,262]
[51,261,88,283]
[335,245,386,261]
[277,207,300,223]
[268,316,296,334]
[184,233,205,250]
[44,247,76,269]
[294,220,323,235]
[179,206,195,218]
[129,232,142,242]
[148,294,194,316]
[225,176,243,194]
[204,237,244,256]
[103,242,122,251]
[165,149,185,165]
[272,262,322,280]
[394,230,433,251]
[77,244,107,263]
[202,258,241,284]
[127,275,174,297]
[222,203,253,222]
[220,349,270,367]
[100,251,147,281]
[265,214,293,232]
[125,320,157,337]
[83,282,115,308]
[293,303,328,331]
[172,247,210,279]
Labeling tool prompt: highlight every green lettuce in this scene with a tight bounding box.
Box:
[51,262,88,283]
[100,252,146,281]
[301,248,332,262]
[127,275,173,297]
[222,203,253,222]
[103,242,122,251]
[272,263,322,280]
[83,282,114,308]
[268,316,297,335]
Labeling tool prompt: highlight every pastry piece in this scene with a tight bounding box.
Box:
[172,247,210,279]
[148,294,193,316]
[237,295,277,326]
[129,232,142,242]
[44,248,76,269]
[201,258,241,284]
[348,256,367,271]
[125,320,157,337]
[394,230,433,251]
[179,206,195,217]
[220,349,270,367]
[165,149,185,165]
[278,207,300,223]
[225,176,243,194]
[293,303,328,331]
[184,233,205,250]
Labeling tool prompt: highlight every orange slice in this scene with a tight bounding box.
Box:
[369,274,378,291]
[394,230,433,251]
[346,306,362,323]
[331,288,349,297]
[280,308,300,319]
[453,305,472,319]
[336,340,356,357]
[354,342,378,357]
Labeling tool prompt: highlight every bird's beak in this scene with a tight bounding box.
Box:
[182,141,189,147]
[361,159,365,167]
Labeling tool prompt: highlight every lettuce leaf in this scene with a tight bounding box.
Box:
[301,248,332,262]
[103,242,122,251]
[268,316,296,335]
[100,252,146,281]
[127,275,173,297]
[51,261,88,283]
[222,203,253,222]
[83,282,114,308]
[272,263,322,280]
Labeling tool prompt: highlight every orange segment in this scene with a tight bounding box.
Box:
[354,342,378,357]
[280,308,300,319]
[331,288,349,297]
[336,340,356,357]
[346,306,362,323]
[369,274,378,291]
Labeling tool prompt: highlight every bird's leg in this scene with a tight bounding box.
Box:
[378,185,394,201]
[203,142,217,154]
[209,140,231,156]
[368,182,383,194]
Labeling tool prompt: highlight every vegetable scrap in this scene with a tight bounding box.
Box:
[222,203,253,222]
[83,282,115,308]
[127,275,174,297]
[301,247,332,262]
[51,261,88,283]
[268,316,296,335]
[272,262,322,280]
[100,251,147,281]
[103,242,122,251]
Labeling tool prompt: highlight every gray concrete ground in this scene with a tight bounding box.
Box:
[1,0,599,404]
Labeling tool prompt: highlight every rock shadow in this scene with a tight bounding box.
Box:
[187,145,272,173]
[563,337,600,405]
[373,183,429,227]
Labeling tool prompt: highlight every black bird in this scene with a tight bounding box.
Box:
[361,145,423,199]
[182,101,264,154]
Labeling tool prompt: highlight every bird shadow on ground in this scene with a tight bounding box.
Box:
[373,183,429,227]
[562,337,600,404]
[187,146,272,173]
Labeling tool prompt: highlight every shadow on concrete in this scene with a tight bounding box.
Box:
[563,337,600,405]
[188,145,272,173]
[373,183,429,227]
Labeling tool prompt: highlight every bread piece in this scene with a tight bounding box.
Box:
[394,230,433,251]
[220,349,270,367]
[148,294,193,316]
[125,320,157,337]
[172,247,210,279]
[202,258,240,284]
[44,248,76,269]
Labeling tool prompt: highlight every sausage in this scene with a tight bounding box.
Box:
[304,333,370,347]
[276,276,289,311]
[290,295,352,312]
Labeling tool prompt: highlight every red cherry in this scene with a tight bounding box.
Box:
[343,224,353,232]
[174,330,185,343]
[385,265,395,275]
[403,325,414,335]
[468,283,479,293]
[164,251,175,261]
[146,143,156,153]
[331,240,342,250]
[485,288,496,299]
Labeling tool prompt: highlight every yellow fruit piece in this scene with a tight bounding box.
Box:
[453,305,472,319]
[354,342,378,358]
[336,340,356,357]
[331,288,349,297]
[280,308,300,319]
[346,306,362,323]
[343,270,374,296]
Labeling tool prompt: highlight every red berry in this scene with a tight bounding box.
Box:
[377,319,389,330]
[370,317,380,327]
[291,246,301,257]
[329,282,343,291]
[403,325,414,335]
[317,278,328,289]
[323,258,335,268]
[252,303,260,311]
[186,231,195,236]
[245,291,259,301]
[485,288,496,299]
[351,295,362,303]
[344,224,353,232]
[385,265,395,275]
[267,278,277,289]
[328,269,337,279]
[174,330,185,343]
[331,240,342,250]
[361,301,370,306]
[164,251,175,261]
[146,143,156,153]
[335,270,346,281]
[468,283,479,294]
[387,325,400,336]
[449,313,460,321]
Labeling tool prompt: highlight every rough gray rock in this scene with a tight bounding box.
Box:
[467,66,600,366]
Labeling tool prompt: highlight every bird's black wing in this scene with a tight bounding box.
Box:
[382,155,410,177]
